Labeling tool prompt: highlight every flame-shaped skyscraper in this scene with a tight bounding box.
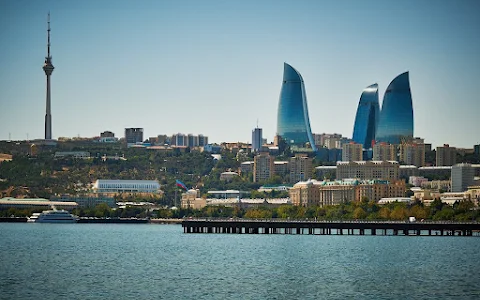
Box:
[276,63,316,152]
[376,72,414,144]
[352,83,380,149]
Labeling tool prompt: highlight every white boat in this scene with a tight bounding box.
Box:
[28,209,78,223]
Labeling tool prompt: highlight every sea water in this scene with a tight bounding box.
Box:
[0,223,479,300]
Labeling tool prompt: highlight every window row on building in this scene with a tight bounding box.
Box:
[92,180,161,193]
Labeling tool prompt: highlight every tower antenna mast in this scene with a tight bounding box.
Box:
[43,12,55,140]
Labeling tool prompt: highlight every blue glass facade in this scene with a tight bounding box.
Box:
[276,63,317,151]
[376,72,414,144]
[352,83,379,149]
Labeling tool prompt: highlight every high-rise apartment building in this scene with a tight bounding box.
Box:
[373,143,397,161]
[187,134,199,147]
[170,133,185,146]
[436,144,457,166]
[451,163,474,192]
[252,127,263,153]
[276,63,316,151]
[336,161,399,180]
[125,128,144,144]
[399,143,425,167]
[198,134,208,147]
[289,154,313,183]
[342,143,363,162]
[376,72,414,144]
[253,153,275,182]
[352,84,380,149]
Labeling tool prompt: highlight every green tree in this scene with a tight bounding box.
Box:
[390,206,408,220]
[378,207,391,219]
[353,207,367,219]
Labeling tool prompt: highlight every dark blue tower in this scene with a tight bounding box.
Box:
[276,63,316,151]
[352,83,379,149]
[376,72,414,144]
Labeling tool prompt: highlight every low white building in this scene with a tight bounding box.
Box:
[93,179,161,193]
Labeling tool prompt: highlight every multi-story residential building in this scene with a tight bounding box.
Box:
[171,133,186,146]
[336,160,399,180]
[451,163,474,192]
[399,143,425,167]
[125,128,143,144]
[289,154,312,183]
[253,153,275,182]
[418,166,452,180]
[312,133,343,149]
[324,135,343,150]
[399,165,419,179]
[240,161,255,175]
[252,127,263,153]
[342,142,363,162]
[198,134,208,146]
[274,161,289,177]
[436,144,456,166]
[187,134,199,147]
[167,133,208,147]
[355,180,406,202]
[315,166,337,180]
[289,179,406,207]
[373,143,396,161]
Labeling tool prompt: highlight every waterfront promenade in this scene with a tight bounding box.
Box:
[182,219,480,236]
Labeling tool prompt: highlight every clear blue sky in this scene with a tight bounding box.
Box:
[1,0,479,148]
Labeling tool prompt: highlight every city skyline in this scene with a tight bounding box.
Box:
[1,0,479,148]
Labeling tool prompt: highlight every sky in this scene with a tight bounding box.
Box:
[0,0,479,149]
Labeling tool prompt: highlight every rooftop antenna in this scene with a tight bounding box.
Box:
[47,12,51,57]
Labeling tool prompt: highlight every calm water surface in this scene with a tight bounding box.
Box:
[1,223,479,300]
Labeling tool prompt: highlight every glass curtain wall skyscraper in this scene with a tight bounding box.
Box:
[276,63,317,152]
[352,83,379,149]
[376,72,414,144]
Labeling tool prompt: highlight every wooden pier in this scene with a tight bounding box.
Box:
[182,219,480,237]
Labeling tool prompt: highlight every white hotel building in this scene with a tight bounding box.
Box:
[93,180,161,193]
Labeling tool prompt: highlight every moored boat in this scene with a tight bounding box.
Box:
[28,209,78,223]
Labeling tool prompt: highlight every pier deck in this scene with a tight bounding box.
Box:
[182,219,480,236]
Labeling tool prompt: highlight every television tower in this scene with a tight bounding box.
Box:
[43,13,54,140]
